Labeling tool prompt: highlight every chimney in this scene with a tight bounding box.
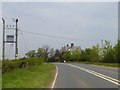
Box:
[71,43,74,48]
[67,44,69,47]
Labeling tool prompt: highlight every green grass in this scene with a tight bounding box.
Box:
[67,61,120,68]
[2,63,56,88]
[0,61,2,89]
[0,73,1,90]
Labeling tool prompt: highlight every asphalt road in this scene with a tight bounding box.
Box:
[53,63,119,88]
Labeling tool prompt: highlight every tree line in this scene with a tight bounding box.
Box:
[25,40,120,63]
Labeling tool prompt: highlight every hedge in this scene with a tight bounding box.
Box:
[2,58,43,74]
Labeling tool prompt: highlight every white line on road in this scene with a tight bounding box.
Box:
[51,65,58,88]
[67,64,120,86]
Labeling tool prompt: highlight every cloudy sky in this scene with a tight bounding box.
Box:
[0,1,118,59]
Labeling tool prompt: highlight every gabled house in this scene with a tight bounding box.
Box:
[61,43,81,53]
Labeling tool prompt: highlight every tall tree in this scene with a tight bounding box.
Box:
[43,45,50,62]
[90,44,101,62]
[63,51,71,61]
[102,40,115,63]
[113,40,120,63]
[80,44,100,62]
[36,48,45,58]
[69,49,81,61]
[25,50,36,58]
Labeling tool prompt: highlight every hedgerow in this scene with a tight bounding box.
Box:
[2,58,43,74]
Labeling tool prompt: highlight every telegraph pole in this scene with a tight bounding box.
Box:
[15,19,18,59]
[2,18,5,60]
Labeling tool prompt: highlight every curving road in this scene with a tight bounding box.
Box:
[53,63,119,88]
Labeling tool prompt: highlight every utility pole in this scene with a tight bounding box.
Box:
[2,18,5,60]
[15,19,18,59]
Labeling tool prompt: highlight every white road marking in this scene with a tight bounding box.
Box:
[51,65,58,88]
[66,64,120,86]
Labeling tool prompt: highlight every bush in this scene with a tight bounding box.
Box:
[2,58,43,74]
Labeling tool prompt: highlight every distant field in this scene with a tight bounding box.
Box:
[67,61,120,68]
[2,63,56,88]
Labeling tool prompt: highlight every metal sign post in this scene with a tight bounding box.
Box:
[15,19,18,60]
[2,18,5,60]
[2,18,19,60]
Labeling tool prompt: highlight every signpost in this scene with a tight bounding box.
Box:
[6,35,14,43]
[2,18,19,60]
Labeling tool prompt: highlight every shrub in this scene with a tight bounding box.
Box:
[2,58,43,74]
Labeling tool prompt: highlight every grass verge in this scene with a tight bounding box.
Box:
[0,72,1,90]
[2,63,56,88]
[67,61,120,68]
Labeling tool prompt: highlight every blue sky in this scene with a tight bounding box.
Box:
[0,1,118,59]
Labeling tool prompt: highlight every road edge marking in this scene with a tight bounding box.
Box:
[51,65,58,88]
[67,64,120,86]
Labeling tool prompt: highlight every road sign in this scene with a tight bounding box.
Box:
[6,35,14,43]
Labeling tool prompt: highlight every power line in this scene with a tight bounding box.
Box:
[18,30,83,41]
[9,29,100,42]
[19,30,29,52]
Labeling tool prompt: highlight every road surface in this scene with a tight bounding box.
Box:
[53,63,119,88]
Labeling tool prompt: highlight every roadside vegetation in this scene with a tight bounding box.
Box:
[2,58,43,74]
[25,40,120,68]
[64,40,120,68]
[67,61,120,68]
[62,40,120,63]
[2,58,56,88]
[83,62,120,68]
[0,60,1,90]
[2,63,56,88]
